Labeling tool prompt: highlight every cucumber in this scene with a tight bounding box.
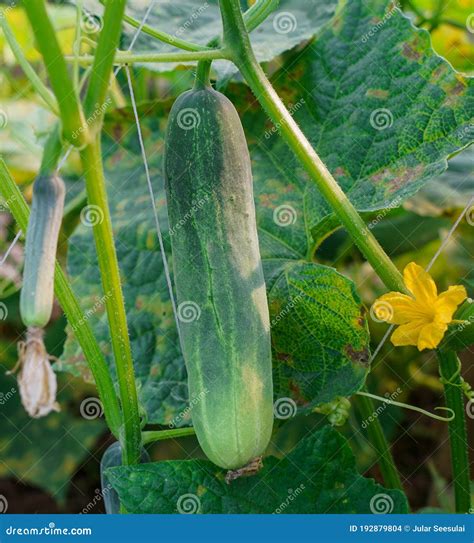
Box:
[20,174,65,328]
[164,83,273,470]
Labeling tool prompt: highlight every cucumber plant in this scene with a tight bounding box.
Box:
[0,0,472,514]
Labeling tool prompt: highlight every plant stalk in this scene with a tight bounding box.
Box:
[355,390,404,491]
[142,427,196,445]
[23,1,87,147]
[437,350,471,513]
[80,138,142,466]
[0,159,122,438]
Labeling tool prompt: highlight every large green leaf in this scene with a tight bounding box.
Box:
[81,0,338,74]
[269,261,369,408]
[106,425,408,513]
[243,0,473,254]
[0,371,104,502]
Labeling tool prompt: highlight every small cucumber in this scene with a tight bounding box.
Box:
[20,174,65,328]
[164,84,273,470]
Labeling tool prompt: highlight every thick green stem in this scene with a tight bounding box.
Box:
[355,390,404,491]
[437,350,471,513]
[80,138,142,466]
[142,427,196,445]
[194,60,212,89]
[39,125,64,175]
[23,1,87,147]
[83,0,127,125]
[70,49,231,66]
[0,159,122,438]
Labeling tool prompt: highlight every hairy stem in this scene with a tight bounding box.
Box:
[23,1,87,147]
[355,391,404,491]
[437,350,471,513]
[142,427,196,445]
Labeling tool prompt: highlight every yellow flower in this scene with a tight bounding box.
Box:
[373,262,467,351]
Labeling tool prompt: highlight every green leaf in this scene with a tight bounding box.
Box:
[244,0,473,251]
[405,147,474,216]
[81,0,338,74]
[269,261,369,409]
[0,371,104,502]
[106,425,408,513]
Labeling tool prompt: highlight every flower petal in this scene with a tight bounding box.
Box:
[435,285,467,323]
[417,322,447,351]
[403,262,438,303]
[374,293,419,324]
[390,320,426,347]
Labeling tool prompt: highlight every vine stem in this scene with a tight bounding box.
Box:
[0,159,122,438]
[437,350,471,513]
[23,2,87,147]
[142,427,196,445]
[354,392,403,491]
[219,0,472,510]
[68,49,231,66]
[80,138,142,466]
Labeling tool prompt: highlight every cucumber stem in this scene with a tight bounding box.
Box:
[194,60,212,89]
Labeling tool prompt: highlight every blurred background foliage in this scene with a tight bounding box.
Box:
[0,0,472,513]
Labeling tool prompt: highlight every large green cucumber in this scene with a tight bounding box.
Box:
[164,84,273,470]
[20,174,65,328]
